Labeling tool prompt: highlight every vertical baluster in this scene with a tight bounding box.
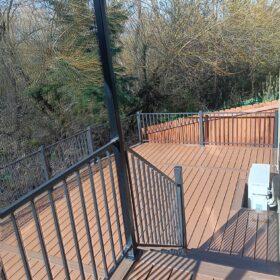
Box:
[227,113,229,145]
[174,166,186,247]
[155,172,165,243]
[151,169,161,244]
[63,180,86,280]
[250,113,252,146]
[87,164,108,277]
[236,113,239,145]
[264,112,266,146]
[163,178,172,245]
[106,151,123,250]
[130,154,144,243]
[76,171,98,279]
[245,113,248,145]
[254,113,257,146]
[274,110,278,148]
[30,200,53,280]
[259,112,261,146]
[170,181,179,244]
[240,113,243,145]
[142,162,153,243]
[232,113,234,145]
[223,114,225,145]
[160,177,171,244]
[268,112,271,145]
[136,158,149,243]
[10,213,32,279]
[97,157,117,266]
[136,159,150,243]
[159,174,168,243]
[48,190,70,279]
[147,165,158,243]
[214,113,217,144]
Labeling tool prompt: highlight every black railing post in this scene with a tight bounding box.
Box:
[199,111,204,146]
[39,145,51,180]
[86,126,94,154]
[274,110,278,148]
[93,0,139,259]
[174,166,187,248]
[136,112,142,143]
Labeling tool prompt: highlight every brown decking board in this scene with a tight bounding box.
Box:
[126,250,280,280]
[1,156,126,279]
[133,143,278,263]
[0,143,278,279]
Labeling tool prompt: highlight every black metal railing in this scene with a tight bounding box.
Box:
[0,116,139,208]
[137,111,278,147]
[0,138,129,279]
[127,148,186,247]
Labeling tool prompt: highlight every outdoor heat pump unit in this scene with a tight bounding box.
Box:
[248,163,270,211]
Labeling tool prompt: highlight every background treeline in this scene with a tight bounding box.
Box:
[0,0,280,164]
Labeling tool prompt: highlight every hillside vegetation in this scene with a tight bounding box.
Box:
[0,0,280,163]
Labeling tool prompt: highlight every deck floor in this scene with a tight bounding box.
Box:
[126,249,280,280]
[133,143,279,262]
[0,143,279,279]
[0,157,126,279]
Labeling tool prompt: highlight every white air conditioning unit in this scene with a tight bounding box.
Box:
[248,163,270,211]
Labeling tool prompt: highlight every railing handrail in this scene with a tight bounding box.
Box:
[138,112,198,115]
[0,136,119,219]
[0,115,135,169]
[127,148,176,185]
[139,111,276,116]
[45,129,89,149]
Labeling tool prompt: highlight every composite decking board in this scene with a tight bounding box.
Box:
[0,159,122,276]
[133,144,276,261]
[231,178,246,210]
[234,148,247,170]
[198,170,233,249]
[1,144,278,279]
[267,212,279,263]
[227,148,240,169]
[128,249,280,280]
[241,148,252,171]
[256,148,265,163]
[213,147,229,168]
[126,251,158,279]
[255,212,269,261]
[231,209,249,256]
[189,169,226,249]
[243,211,258,259]
[207,170,240,252]
[168,269,192,280]
[22,168,123,265]
[220,209,240,254]
[15,162,123,247]
[219,172,244,255]
[188,169,224,249]
[247,148,258,171]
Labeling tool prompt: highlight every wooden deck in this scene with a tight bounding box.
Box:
[0,143,279,279]
[126,249,280,280]
[0,157,126,279]
[133,143,279,262]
